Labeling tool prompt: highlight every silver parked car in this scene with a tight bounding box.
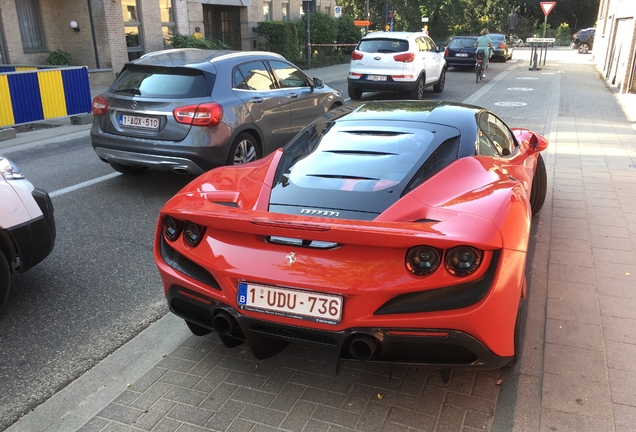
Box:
[91,49,344,175]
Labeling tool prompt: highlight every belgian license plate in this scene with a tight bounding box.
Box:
[119,114,159,130]
[456,53,468,57]
[237,282,343,325]
[367,75,387,81]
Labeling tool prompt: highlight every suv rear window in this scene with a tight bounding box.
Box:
[358,38,409,53]
[110,66,209,99]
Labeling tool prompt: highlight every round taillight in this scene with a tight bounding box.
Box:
[183,221,205,247]
[163,216,181,241]
[445,246,482,276]
[406,246,441,276]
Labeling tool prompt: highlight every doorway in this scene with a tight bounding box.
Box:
[203,5,242,50]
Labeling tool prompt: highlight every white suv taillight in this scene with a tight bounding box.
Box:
[173,103,223,127]
[91,95,108,116]
[393,53,415,62]
[351,51,364,61]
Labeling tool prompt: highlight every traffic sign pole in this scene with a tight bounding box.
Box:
[539,2,556,66]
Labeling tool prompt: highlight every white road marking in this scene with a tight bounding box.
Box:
[50,172,121,197]
[494,102,528,106]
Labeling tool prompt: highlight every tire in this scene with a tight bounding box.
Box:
[109,161,148,175]
[0,252,10,312]
[186,320,212,336]
[228,132,260,165]
[476,65,481,83]
[348,86,363,100]
[408,75,425,100]
[578,42,590,54]
[433,69,446,93]
[530,153,547,215]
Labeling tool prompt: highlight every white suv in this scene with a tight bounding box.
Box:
[348,32,447,100]
[0,157,56,311]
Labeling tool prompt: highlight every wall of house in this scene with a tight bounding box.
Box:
[595,0,636,93]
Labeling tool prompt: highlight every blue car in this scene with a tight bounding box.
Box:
[444,36,478,68]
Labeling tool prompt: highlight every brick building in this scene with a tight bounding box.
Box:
[594,0,636,93]
[0,0,333,82]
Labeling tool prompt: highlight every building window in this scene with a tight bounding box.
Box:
[15,0,46,52]
[263,2,271,21]
[282,2,289,21]
[160,0,175,46]
[122,0,143,60]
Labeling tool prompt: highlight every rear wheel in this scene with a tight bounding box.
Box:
[475,64,481,83]
[109,161,148,175]
[578,42,590,54]
[228,132,260,165]
[408,75,425,100]
[530,153,547,214]
[348,86,363,100]
[0,253,10,312]
[433,69,446,93]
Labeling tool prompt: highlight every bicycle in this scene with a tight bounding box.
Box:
[475,49,485,83]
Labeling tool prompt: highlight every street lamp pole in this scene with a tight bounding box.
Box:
[365,0,369,35]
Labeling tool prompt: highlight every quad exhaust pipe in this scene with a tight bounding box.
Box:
[348,334,379,361]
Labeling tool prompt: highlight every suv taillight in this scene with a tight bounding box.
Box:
[394,53,415,62]
[351,51,364,61]
[173,103,223,127]
[91,95,108,116]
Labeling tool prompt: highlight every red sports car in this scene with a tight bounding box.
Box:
[154,101,548,381]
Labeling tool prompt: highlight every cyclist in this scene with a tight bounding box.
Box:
[476,28,494,79]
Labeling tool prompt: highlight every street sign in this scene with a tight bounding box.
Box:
[540,2,556,16]
[354,20,371,26]
[334,6,342,18]
[526,37,555,43]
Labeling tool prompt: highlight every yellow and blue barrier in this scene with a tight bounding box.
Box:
[0,66,92,128]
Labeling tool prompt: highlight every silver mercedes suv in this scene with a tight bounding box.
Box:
[90,49,344,175]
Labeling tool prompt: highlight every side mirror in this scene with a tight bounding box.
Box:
[312,78,324,89]
[528,132,548,152]
[437,45,445,53]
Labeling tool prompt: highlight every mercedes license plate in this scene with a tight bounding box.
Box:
[237,282,343,324]
[367,75,387,81]
[119,114,159,130]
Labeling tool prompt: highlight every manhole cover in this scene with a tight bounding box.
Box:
[494,102,528,106]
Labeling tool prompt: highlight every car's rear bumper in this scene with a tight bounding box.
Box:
[444,58,476,67]
[6,188,56,272]
[165,284,513,370]
[347,78,419,93]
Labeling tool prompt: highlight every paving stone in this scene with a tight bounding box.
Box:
[268,383,306,411]
[300,386,346,408]
[163,385,209,406]
[540,408,614,432]
[279,400,317,431]
[544,319,604,351]
[599,295,636,319]
[129,367,168,393]
[204,399,246,430]
[396,369,427,396]
[464,410,491,430]
[471,372,499,400]
[166,403,214,426]
[96,403,145,425]
[160,370,204,389]
[238,404,287,427]
[300,418,330,432]
[549,249,594,267]
[231,386,276,407]
[601,315,636,343]
[614,404,636,432]
[130,382,173,410]
[342,383,376,414]
[148,417,181,432]
[132,399,177,431]
[415,386,445,417]
[260,367,296,394]
[188,353,225,377]
[355,401,391,432]
[609,369,636,405]
[77,417,111,432]
[199,382,239,411]
[385,406,436,430]
[311,405,359,428]
[546,284,601,326]
[193,367,232,393]
[444,392,493,414]
[289,371,334,390]
[606,340,636,372]
[435,404,465,432]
